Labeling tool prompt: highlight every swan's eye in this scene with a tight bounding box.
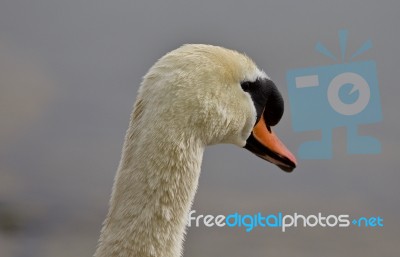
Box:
[241,78,284,127]
[240,81,251,92]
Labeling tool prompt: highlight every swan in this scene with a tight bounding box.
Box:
[93,44,297,257]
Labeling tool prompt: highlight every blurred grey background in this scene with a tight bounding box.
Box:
[0,0,399,256]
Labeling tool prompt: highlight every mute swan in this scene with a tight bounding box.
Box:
[93,44,297,257]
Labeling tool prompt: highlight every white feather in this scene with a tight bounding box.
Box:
[94,44,264,257]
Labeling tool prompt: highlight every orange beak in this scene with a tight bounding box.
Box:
[244,112,297,172]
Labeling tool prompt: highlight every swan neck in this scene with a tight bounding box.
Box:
[94,126,204,257]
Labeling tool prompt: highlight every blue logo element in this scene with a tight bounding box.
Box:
[286,30,382,159]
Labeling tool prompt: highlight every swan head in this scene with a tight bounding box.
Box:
[139,44,297,172]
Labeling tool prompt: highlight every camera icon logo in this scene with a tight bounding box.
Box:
[327,71,370,116]
[286,30,382,159]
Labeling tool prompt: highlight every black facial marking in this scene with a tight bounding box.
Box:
[240,78,284,126]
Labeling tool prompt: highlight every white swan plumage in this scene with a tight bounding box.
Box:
[93,44,297,257]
